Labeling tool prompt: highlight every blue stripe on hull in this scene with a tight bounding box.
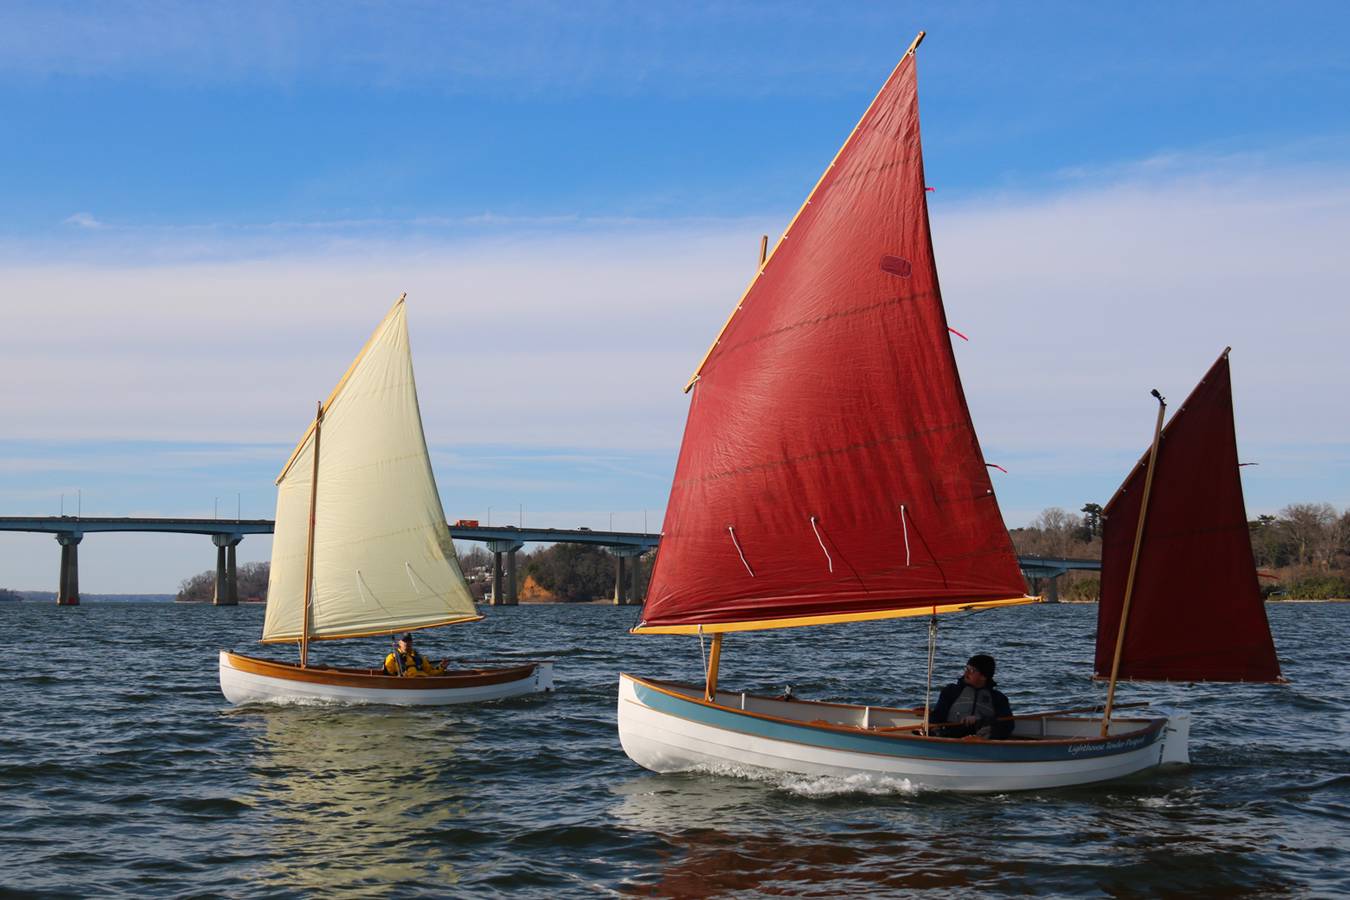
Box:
[631,680,1164,764]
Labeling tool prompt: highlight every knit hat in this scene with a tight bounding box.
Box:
[967,654,996,679]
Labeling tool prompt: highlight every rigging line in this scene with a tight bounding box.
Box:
[698,624,707,675]
[727,525,756,577]
[922,610,938,737]
[809,516,834,573]
[356,569,397,617]
[900,504,911,567]
[405,561,425,596]
[405,561,454,609]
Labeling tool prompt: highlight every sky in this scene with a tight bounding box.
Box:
[1,1,1348,593]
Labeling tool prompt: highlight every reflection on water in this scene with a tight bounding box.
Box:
[238,706,476,891]
[611,774,983,896]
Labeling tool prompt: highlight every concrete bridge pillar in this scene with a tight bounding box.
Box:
[1022,570,1063,604]
[485,539,524,605]
[212,534,243,606]
[611,546,646,605]
[56,531,83,606]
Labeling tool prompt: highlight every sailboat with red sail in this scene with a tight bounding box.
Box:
[1095,348,1283,698]
[616,32,1193,791]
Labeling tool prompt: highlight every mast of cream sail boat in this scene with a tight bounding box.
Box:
[299,400,323,668]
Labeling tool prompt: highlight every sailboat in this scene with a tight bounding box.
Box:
[219,296,554,705]
[1095,349,1283,689]
[616,32,1193,792]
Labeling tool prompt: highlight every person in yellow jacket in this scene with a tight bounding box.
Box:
[383,633,450,677]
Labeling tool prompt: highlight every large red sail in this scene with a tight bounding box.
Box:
[1095,351,1282,682]
[636,46,1027,633]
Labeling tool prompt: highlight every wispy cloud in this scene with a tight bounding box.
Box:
[62,211,103,229]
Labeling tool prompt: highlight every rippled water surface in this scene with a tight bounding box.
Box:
[0,601,1345,897]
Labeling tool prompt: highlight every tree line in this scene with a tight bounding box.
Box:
[163,503,1349,604]
[174,561,271,602]
[171,544,649,604]
[1010,502,1350,601]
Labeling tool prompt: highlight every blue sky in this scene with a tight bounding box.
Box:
[1,2,1348,591]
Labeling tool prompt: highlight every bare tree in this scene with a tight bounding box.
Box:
[1281,503,1338,568]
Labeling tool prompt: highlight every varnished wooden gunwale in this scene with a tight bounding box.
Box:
[224,651,537,690]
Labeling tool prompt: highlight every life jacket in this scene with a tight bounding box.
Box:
[947,683,997,724]
[385,650,432,676]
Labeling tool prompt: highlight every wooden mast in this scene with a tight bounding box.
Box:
[704,634,724,702]
[1101,390,1167,735]
[299,400,323,668]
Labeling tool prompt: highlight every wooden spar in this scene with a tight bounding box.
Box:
[758,234,768,268]
[299,400,323,668]
[1101,390,1167,735]
[681,31,927,393]
[704,633,724,701]
[631,594,1036,634]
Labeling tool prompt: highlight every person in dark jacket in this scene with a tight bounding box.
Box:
[931,654,1013,739]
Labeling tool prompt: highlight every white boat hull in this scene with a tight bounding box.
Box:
[220,651,553,706]
[618,673,1189,793]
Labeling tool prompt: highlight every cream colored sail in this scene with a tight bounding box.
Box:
[261,296,479,643]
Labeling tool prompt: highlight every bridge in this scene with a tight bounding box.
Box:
[1,516,1098,607]
[0,517,660,607]
[1017,555,1102,602]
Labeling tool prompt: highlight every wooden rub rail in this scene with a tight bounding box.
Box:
[223,653,538,690]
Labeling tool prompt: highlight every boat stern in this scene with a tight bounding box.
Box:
[1158,708,1192,766]
[534,660,555,692]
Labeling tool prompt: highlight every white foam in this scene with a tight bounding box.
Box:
[687,761,922,798]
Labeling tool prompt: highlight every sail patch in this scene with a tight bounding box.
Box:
[880,255,912,278]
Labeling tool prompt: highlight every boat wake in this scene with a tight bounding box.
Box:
[687,761,922,798]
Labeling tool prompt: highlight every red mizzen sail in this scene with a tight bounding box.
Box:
[636,45,1028,634]
[1095,351,1282,682]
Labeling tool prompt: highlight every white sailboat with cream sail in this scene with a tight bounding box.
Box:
[219,296,553,705]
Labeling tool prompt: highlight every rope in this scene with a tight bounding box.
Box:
[405,561,424,595]
[900,504,911,567]
[727,526,755,577]
[354,568,395,616]
[698,625,707,674]
[809,516,833,573]
[922,610,938,736]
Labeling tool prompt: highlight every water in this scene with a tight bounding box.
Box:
[1,601,1345,897]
